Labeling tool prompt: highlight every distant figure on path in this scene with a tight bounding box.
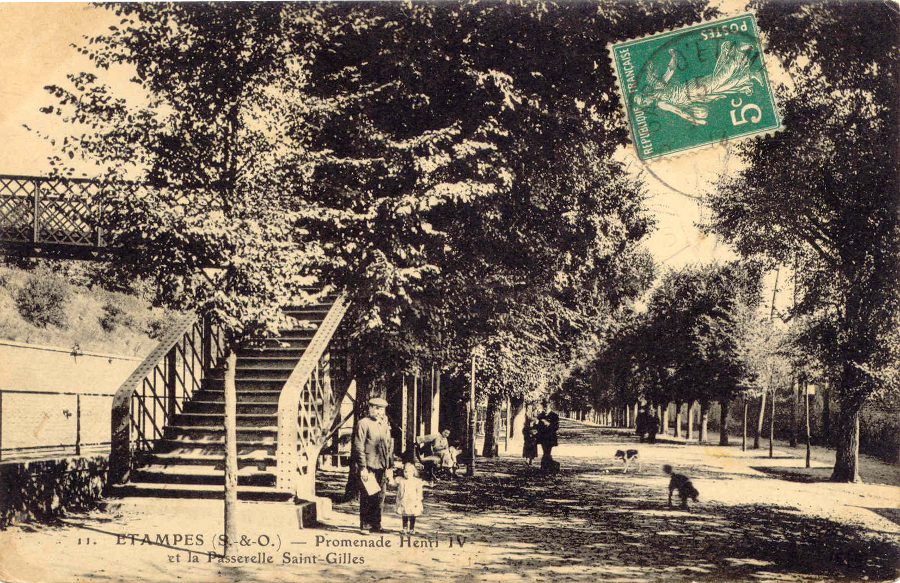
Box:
[636,406,650,442]
[535,400,559,472]
[647,411,660,444]
[353,397,394,534]
[522,405,538,465]
[664,464,699,510]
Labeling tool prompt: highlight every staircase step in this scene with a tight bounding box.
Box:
[206,379,287,392]
[164,425,277,440]
[185,401,278,414]
[235,356,303,368]
[285,310,330,321]
[155,438,278,455]
[188,391,281,404]
[273,328,318,339]
[148,450,275,468]
[107,483,292,502]
[210,368,294,381]
[133,465,276,487]
[240,346,308,357]
[172,412,278,428]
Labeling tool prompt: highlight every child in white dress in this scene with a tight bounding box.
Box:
[394,462,424,533]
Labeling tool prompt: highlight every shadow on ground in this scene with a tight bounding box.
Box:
[750,466,835,483]
[318,420,900,583]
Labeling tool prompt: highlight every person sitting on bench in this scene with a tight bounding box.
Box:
[416,430,458,479]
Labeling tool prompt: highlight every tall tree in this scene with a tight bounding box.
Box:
[281,1,708,465]
[42,4,328,552]
[706,1,900,481]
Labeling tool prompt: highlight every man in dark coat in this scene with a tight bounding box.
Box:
[353,397,394,534]
[636,406,650,442]
[535,400,560,472]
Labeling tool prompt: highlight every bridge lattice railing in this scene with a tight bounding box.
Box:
[109,314,226,483]
[0,175,105,248]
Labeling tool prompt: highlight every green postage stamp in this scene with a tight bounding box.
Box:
[609,13,782,161]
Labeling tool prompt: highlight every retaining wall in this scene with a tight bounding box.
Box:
[0,455,108,527]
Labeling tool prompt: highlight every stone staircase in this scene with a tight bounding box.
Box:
[109,295,336,501]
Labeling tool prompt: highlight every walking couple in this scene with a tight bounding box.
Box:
[523,400,559,473]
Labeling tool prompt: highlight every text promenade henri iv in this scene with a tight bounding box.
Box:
[110,532,468,566]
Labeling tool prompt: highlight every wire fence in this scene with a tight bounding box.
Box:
[0,389,115,462]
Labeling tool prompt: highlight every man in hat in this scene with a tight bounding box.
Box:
[535,400,559,472]
[352,396,394,534]
[417,429,459,478]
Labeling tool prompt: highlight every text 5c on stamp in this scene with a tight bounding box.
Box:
[608,13,782,161]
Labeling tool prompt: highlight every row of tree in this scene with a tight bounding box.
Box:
[39,1,700,465]
[38,1,899,486]
[705,1,900,482]
[557,1,900,483]
[560,261,765,441]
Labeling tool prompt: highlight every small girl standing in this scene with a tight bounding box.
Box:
[395,462,424,534]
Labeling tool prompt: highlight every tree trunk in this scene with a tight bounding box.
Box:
[699,400,709,443]
[223,349,238,556]
[674,401,683,438]
[687,401,695,441]
[831,406,861,483]
[343,370,373,502]
[769,388,775,458]
[790,376,798,448]
[409,374,419,453]
[804,380,811,469]
[822,380,831,445]
[754,392,766,449]
[719,397,730,445]
[467,352,476,476]
[660,402,669,436]
[742,399,748,451]
[482,394,501,458]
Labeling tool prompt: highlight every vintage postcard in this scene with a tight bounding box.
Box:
[0,2,897,583]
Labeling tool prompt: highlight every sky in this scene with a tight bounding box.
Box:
[0,2,787,306]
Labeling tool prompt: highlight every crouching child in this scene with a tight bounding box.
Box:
[663,464,699,510]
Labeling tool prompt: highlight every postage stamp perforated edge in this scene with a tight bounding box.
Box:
[605,11,785,164]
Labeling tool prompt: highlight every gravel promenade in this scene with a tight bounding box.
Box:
[2,418,898,583]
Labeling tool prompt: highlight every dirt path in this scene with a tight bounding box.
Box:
[1,419,898,583]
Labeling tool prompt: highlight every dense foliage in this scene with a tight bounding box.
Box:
[704,1,900,481]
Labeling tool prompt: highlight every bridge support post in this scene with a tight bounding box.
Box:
[110,392,132,484]
[32,179,39,244]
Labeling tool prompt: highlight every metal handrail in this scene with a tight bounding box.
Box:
[108,313,224,483]
[276,293,350,496]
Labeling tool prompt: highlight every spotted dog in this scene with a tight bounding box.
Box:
[614,449,641,473]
